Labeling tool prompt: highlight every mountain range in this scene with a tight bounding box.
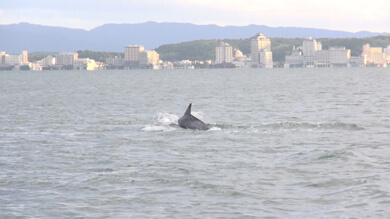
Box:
[1,21,388,54]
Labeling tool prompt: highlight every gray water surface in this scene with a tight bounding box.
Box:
[1,68,390,218]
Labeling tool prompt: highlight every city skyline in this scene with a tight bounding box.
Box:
[2,35,390,71]
[1,0,389,33]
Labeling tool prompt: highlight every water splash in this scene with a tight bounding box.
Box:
[155,112,178,126]
[142,112,179,132]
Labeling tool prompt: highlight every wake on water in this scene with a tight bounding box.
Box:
[141,113,363,132]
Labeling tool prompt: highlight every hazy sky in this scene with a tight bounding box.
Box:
[1,0,389,32]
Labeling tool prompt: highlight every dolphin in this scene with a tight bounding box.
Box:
[178,103,209,130]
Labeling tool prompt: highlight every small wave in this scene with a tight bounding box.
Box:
[201,121,363,134]
[261,121,363,131]
[317,149,355,161]
[142,125,175,132]
[208,126,222,131]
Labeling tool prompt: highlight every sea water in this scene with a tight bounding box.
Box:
[1,68,390,218]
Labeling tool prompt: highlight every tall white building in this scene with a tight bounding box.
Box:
[124,45,145,67]
[251,33,273,68]
[21,51,28,64]
[139,50,160,68]
[303,37,322,67]
[0,51,5,64]
[215,42,233,64]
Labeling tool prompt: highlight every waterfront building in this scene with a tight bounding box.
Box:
[284,46,304,68]
[0,51,5,64]
[56,52,78,66]
[215,42,233,64]
[302,37,322,67]
[362,44,386,66]
[30,63,43,71]
[139,50,160,69]
[4,54,22,65]
[251,33,273,68]
[124,45,145,67]
[315,50,330,68]
[384,45,390,56]
[41,55,56,67]
[314,47,350,68]
[33,55,55,70]
[74,58,98,70]
[384,45,390,64]
[350,56,367,67]
[2,51,29,66]
[329,47,350,67]
[106,56,124,68]
[21,51,28,64]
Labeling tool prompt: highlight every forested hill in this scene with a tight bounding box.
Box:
[155,35,390,63]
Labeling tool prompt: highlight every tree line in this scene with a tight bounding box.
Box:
[155,35,390,63]
[28,35,390,64]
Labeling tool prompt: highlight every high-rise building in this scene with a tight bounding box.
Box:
[139,50,160,68]
[215,42,233,64]
[21,51,28,64]
[303,37,321,67]
[251,33,273,68]
[124,45,145,67]
[56,52,78,66]
[0,51,6,64]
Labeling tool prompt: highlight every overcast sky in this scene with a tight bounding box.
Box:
[1,0,389,32]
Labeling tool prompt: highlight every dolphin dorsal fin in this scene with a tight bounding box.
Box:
[184,103,192,116]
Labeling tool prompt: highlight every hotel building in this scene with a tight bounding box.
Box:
[362,44,386,66]
[251,33,273,68]
[215,42,233,64]
[315,47,350,68]
[302,37,322,67]
[56,52,78,66]
[124,45,145,67]
[139,50,160,68]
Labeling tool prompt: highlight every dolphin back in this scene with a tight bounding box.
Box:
[182,115,209,130]
[178,103,209,130]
